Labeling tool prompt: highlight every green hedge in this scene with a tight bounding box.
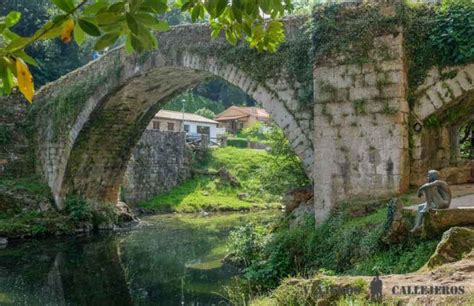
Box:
[227,138,248,148]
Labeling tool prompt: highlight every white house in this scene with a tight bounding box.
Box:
[146,110,220,142]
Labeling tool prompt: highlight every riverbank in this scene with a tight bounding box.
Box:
[137,146,308,213]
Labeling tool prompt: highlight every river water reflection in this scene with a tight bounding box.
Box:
[0,211,276,305]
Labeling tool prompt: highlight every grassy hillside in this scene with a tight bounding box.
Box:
[139,147,308,213]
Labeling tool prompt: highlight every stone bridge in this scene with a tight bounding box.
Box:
[20,8,474,222]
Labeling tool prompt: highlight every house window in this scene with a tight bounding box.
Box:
[167,122,174,131]
[197,126,210,136]
[184,124,190,133]
[153,121,160,130]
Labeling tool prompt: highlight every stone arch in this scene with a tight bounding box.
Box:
[32,22,313,208]
[410,64,474,186]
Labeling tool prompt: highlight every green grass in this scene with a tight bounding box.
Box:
[0,210,75,238]
[139,147,284,213]
[0,175,52,199]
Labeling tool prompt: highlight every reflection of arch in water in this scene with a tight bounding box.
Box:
[411,64,474,186]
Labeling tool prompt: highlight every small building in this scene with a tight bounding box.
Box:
[215,106,270,134]
[147,110,219,141]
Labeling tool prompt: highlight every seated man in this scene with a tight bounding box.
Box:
[411,170,451,233]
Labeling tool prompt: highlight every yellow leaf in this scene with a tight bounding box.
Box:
[15,58,34,103]
[61,18,75,44]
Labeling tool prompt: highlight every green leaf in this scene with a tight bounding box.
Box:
[94,32,120,50]
[3,29,20,41]
[6,36,31,52]
[35,21,64,40]
[225,29,237,45]
[125,34,134,54]
[126,13,140,35]
[134,12,157,26]
[130,0,144,12]
[83,2,109,15]
[13,50,38,66]
[108,2,126,13]
[242,23,252,36]
[205,0,218,15]
[142,0,168,14]
[96,12,125,26]
[5,11,21,27]
[78,19,101,37]
[191,5,202,22]
[131,34,144,52]
[0,63,14,95]
[136,24,158,50]
[211,28,221,39]
[74,22,86,45]
[152,20,170,32]
[231,5,242,23]
[181,1,194,12]
[52,0,75,13]
[216,0,228,17]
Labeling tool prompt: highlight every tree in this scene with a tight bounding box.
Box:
[163,91,225,114]
[0,0,294,102]
[0,0,94,88]
[194,107,215,119]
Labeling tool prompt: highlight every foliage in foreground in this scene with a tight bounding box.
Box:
[1,0,293,101]
[226,204,439,291]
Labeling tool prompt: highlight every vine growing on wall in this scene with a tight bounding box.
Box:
[310,0,473,107]
[188,19,314,110]
[402,0,474,107]
[311,2,399,65]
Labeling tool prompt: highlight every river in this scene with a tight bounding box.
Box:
[0,211,277,305]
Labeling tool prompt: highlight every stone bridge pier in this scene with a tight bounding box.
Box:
[312,31,410,222]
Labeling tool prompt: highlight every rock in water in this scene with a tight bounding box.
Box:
[424,227,474,269]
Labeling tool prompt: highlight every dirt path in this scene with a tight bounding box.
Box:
[324,251,474,305]
[375,251,474,305]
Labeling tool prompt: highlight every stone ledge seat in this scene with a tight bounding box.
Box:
[402,206,474,236]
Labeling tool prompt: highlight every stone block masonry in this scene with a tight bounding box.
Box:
[4,3,473,224]
[122,130,192,205]
[313,31,410,223]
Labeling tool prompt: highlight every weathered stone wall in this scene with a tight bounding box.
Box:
[411,64,474,186]
[29,18,314,209]
[0,94,32,177]
[313,32,410,222]
[411,121,474,186]
[121,131,191,205]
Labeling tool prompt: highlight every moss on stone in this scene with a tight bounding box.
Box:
[424,226,474,269]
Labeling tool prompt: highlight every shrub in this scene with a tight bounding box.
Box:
[64,196,93,222]
[227,138,248,148]
[227,223,268,266]
[226,205,439,291]
[92,204,118,225]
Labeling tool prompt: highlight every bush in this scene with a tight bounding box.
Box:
[227,223,268,266]
[64,196,93,222]
[227,138,248,148]
[240,122,266,142]
[226,205,439,291]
